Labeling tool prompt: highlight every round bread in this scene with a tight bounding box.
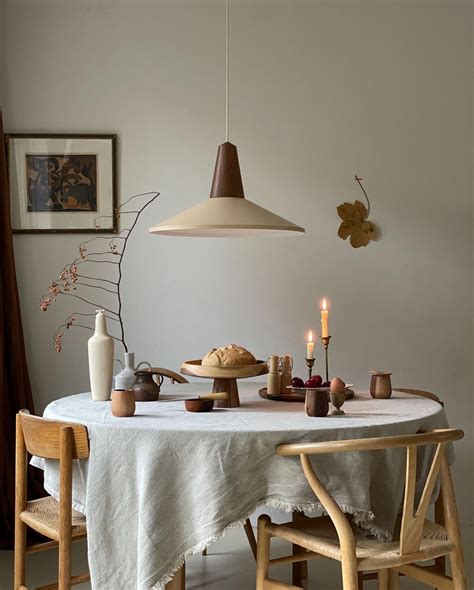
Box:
[202,344,256,367]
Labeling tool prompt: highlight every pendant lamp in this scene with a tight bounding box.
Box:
[149,0,304,238]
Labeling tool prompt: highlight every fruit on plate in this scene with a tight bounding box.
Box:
[291,376,305,388]
[304,379,314,388]
[330,377,345,392]
[322,381,331,388]
[309,375,323,388]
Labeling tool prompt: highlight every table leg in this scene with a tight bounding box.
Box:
[244,518,257,560]
[292,511,308,585]
[213,378,240,408]
[165,563,185,590]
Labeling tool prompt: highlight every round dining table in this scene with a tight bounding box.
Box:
[33,382,450,590]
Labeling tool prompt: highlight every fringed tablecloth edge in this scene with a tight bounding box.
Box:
[151,497,387,590]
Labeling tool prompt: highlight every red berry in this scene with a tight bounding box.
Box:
[291,377,305,388]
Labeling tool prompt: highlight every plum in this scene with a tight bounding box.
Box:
[309,375,323,388]
[291,377,305,388]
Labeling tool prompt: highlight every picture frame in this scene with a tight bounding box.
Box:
[6,133,118,234]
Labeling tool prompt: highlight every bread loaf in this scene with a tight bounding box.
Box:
[202,344,256,367]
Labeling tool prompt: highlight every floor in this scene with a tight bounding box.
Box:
[1,525,472,589]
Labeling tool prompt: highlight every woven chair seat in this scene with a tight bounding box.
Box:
[20,496,87,542]
[269,515,454,572]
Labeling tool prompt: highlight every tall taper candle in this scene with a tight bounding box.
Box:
[306,331,315,359]
[321,298,329,338]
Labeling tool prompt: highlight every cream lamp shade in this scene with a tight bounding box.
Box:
[149,142,305,237]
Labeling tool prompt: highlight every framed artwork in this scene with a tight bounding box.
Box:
[6,133,117,233]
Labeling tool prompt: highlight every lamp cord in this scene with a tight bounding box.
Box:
[225,0,229,142]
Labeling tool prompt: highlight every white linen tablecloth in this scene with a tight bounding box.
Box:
[33,383,450,589]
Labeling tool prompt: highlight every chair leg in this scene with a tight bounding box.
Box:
[256,515,271,590]
[244,518,257,560]
[292,511,308,585]
[165,563,185,590]
[58,536,72,590]
[341,557,359,590]
[378,570,388,590]
[357,571,364,590]
[434,493,446,575]
[378,569,398,590]
[450,548,467,590]
[202,548,207,556]
[14,520,27,589]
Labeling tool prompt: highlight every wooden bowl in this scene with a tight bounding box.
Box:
[184,398,215,413]
[180,359,268,379]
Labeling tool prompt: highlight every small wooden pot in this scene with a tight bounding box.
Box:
[370,372,392,399]
[111,389,136,417]
[305,390,329,417]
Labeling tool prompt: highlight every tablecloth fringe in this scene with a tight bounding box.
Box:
[153,497,389,589]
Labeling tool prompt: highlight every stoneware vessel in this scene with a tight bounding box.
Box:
[111,389,136,417]
[88,310,114,401]
[133,367,163,402]
[114,352,137,390]
[305,390,329,417]
[370,370,392,399]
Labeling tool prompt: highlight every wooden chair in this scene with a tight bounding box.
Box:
[256,428,466,590]
[15,410,90,590]
[356,387,447,589]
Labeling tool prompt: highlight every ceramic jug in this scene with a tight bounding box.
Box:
[88,310,114,401]
[115,352,137,390]
[133,365,164,402]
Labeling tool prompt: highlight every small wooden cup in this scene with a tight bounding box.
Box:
[370,371,392,399]
[111,389,136,417]
[305,390,329,417]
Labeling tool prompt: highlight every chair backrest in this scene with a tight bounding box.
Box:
[393,388,441,404]
[148,367,189,385]
[18,410,89,460]
[277,429,463,557]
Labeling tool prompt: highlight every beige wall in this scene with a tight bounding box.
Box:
[2,1,473,521]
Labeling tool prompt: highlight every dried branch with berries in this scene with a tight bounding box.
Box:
[40,191,160,352]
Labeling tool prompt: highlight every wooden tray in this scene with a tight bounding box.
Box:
[181,359,269,408]
[259,387,305,402]
[259,387,355,402]
[181,359,268,379]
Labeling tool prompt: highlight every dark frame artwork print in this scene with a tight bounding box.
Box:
[6,134,117,233]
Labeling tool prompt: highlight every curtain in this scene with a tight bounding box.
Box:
[0,111,43,548]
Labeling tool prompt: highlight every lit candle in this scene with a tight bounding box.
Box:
[306,330,315,359]
[321,298,329,338]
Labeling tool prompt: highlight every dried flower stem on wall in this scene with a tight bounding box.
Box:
[40,191,160,352]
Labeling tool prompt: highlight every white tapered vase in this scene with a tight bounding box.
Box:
[88,310,114,401]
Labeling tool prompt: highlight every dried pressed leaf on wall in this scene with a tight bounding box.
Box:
[337,176,378,248]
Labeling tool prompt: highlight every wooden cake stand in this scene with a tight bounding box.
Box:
[180,360,268,408]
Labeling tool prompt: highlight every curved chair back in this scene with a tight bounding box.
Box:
[277,429,463,558]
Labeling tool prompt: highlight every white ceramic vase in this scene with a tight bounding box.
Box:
[114,352,136,390]
[88,310,114,401]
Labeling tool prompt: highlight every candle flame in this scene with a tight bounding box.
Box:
[322,298,327,311]
[308,330,313,343]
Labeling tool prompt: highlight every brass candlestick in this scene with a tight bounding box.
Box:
[305,357,316,380]
[321,336,332,383]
